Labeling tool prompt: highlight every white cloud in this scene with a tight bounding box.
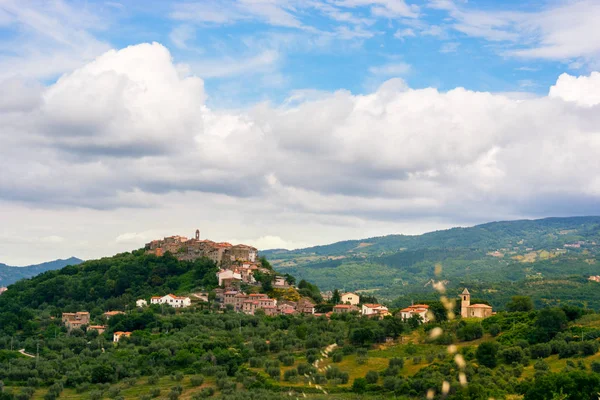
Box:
[190,49,280,78]
[430,0,600,67]
[169,25,196,50]
[439,42,459,53]
[394,28,416,39]
[549,72,600,106]
[2,43,600,264]
[368,62,411,76]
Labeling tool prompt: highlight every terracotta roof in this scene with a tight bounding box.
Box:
[469,304,492,308]
[104,311,125,316]
[88,325,106,329]
[363,303,383,308]
[411,304,429,309]
[334,304,353,309]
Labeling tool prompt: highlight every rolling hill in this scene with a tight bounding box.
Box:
[264,216,600,307]
[0,257,83,286]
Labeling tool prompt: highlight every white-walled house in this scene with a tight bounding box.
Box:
[217,269,242,286]
[136,299,147,307]
[341,292,360,305]
[399,304,430,323]
[361,303,390,318]
[150,294,191,308]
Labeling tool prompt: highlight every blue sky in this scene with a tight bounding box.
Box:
[1,0,600,264]
[1,0,598,106]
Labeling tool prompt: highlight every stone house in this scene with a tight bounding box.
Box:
[460,288,493,319]
[62,312,90,330]
[87,325,106,334]
[103,311,125,319]
[113,331,131,342]
[333,304,359,314]
[136,299,147,307]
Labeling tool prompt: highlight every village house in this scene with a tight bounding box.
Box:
[341,292,360,305]
[333,304,359,314]
[103,311,125,319]
[277,303,296,315]
[136,299,147,307]
[113,331,132,342]
[399,304,430,323]
[589,275,600,283]
[460,288,493,319]
[361,304,390,318]
[0,287,7,295]
[297,298,316,314]
[273,275,290,289]
[223,290,241,308]
[151,294,191,308]
[87,325,106,334]
[321,291,333,301]
[62,312,90,330]
[217,269,242,288]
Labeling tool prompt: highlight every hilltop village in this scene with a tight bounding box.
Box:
[57,230,495,342]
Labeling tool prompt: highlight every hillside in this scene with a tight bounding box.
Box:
[1,247,600,399]
[265,216,600,307]
[0,257,83,287]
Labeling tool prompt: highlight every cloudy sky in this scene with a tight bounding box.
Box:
[1,0,600,265]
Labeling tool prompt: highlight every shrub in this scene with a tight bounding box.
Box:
[280,355,295,367]
[76,383,90,394]
[190,376,204,387]
[248,357,264,368]
[107,387,121,399]
[283,369,298,382]
[591,361,600,373]
[171,372,184,382]
[266,367,280,380]
[140,395,152,400]
[297,363,316,376]
[581,341,599,356]
[499,346,525,365]
[489,324,501,337]
[530,343,552,359]
[89,390,103,400]
[332,352,343,363]
[149,388,161,398]
[192,388,215,399]
[352,378,367,393]
[389,357,404,368]
[167,390,180,400]
[365,371,379,384]
[534,360,550,372]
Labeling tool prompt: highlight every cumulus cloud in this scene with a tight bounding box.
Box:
[2,42,600,262]
[549,72,600,106]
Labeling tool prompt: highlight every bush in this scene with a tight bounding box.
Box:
[171,372,184,382]
[581,341,599,356]
[558,342,580,359]
[149,388,161,398]
[332,352,343,363]
[530,343,552,359]
[352,378,367,393]
[280,355,295,367]
[192,387,215,399]
[190,376,204,387]
[389,357,404,368]
[534,359,550,372]
[489,324,501,337]
[167,390,179,400]
[591,361,600,373]
[140,395,152,400]
[297,363,316,376]
[266,367,280,380]
[248,357,264,368]
[283,369,298,382]
[499,346,525,365]
[365,371,379,384]
[107,387,121,399]
[89,390,103,400]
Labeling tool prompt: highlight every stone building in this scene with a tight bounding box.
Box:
[460,288,493,319]
[62,312,90,330]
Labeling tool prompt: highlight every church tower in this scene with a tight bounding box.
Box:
[195,229,200,240]
[460,288,470,318]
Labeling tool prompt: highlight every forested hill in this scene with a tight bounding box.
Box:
[263,216,600,258]
[0,257,83,286]
[0,251,221,331]
[265,216,600,307]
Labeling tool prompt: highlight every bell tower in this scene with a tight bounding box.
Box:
[195,229,200,240]
[460,288,470,318]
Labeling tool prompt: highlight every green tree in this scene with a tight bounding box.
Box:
[331,289,341,304]
[506,296,534,312]
[476,341,499,368]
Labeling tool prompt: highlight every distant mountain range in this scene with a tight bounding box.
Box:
[263,216,600,307]
[0,257,83,287]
